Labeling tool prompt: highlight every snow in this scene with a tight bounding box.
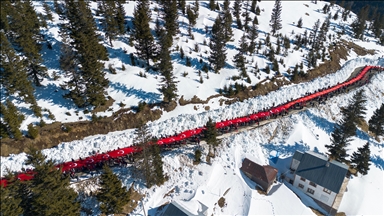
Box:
[1,1,384,215]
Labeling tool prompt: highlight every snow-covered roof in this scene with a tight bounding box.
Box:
[295,151,349,193]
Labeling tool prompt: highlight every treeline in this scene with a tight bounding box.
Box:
[325,90,384,176]
[1,0,383,141]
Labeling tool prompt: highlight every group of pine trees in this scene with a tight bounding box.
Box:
[326,90,384,176]
[0,148,136,215]
[133,123,165,188]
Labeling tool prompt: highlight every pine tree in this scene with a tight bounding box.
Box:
[7,1,47,86]
[209,0,216,11]
[134,123,155,187]
[368,103,384,138]
[162,0,179,40]
[251,0,257,13]
[116,0,126,34]
[97,165,131,215]
[242,0,251,31]
[351,5,369,40]
[209,15,227,73]
[158,32,178,103]
[233,0,242,29]
[24,148,80,215]
[310,19,321,51]
[100,1,119,46]
[341,89,367,136]
[222,0,234,42]
[326,120,351,162]
[133,0,156,66]
[0,174,24,216]
[350,142,371,175]
[0,32,37,108]
[247,18,259,54]
[64,0,109,107]
[297,17,303,28]
[204,117,218,147]
[255,6,261,16]
[186,5,197,27]
[270,0,282,35]
[151,144,165,185]
[59,31,86,107]
[177,0,186,14]
[1,100,24,140]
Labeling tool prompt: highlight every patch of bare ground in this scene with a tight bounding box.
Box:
[91,96,115,114]
[297,39,375,83]
[1,105,162,156]
[218,197,226,208]
[178,94,221,106]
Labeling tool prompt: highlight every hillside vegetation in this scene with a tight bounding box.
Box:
[1,0,383,152]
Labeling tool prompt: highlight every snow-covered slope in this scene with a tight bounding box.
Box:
[4,0,383,132]
[1,1,384,215]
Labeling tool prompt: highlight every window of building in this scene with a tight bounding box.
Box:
[307,188,315,195]
[323,188,332,194]
[309,181,317,187]
[298,183,304,189]
[300,177,306,182]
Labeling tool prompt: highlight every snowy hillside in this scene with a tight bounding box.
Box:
[1,1,384,215]
[4,0,382,133]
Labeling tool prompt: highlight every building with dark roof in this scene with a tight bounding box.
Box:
[290,151,350,215]
[161,200,208,216]
[240,158,278,194]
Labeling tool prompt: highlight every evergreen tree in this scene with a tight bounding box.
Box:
[222,0,234,42]
[247,18,259,54]
[64,0,109,107]
[209,15,227,73]
[209,0,216,11]
[368,103,384,137]
[100,1,119,46]
[341,90,367,136]
[242,0,251,31]
[134,123,156,187]
[7,1,47,86]
[371,14,384,38]
[194,0,199,15]
[234,34,248,78]
[250,0,257,13]
[133,0,156,66]
[24,148,80,215]
[270,0,282,35]
[151,144,165,185]
[59,31,86,107]
[351,5,369,40]
[186,5,197,27]
[162,0,179,40]
[350,142,371,175]
[233,0,243,29]
[0,174,24,216]
[255,6,261,16]
[158,32,178,103]
[0,32,37,107]
[1,100,24,140]
[310,19,321,51]
[326,119,351,162]
[204,117,218,147]
[297,17,303,28]
[97,165,131,215]
[116,0,126,34]
[177,0,186,14]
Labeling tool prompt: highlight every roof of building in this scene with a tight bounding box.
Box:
[295,151,349,193]
[292,150,304,161]
[240,158,278,185]
[162,200,208,216]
